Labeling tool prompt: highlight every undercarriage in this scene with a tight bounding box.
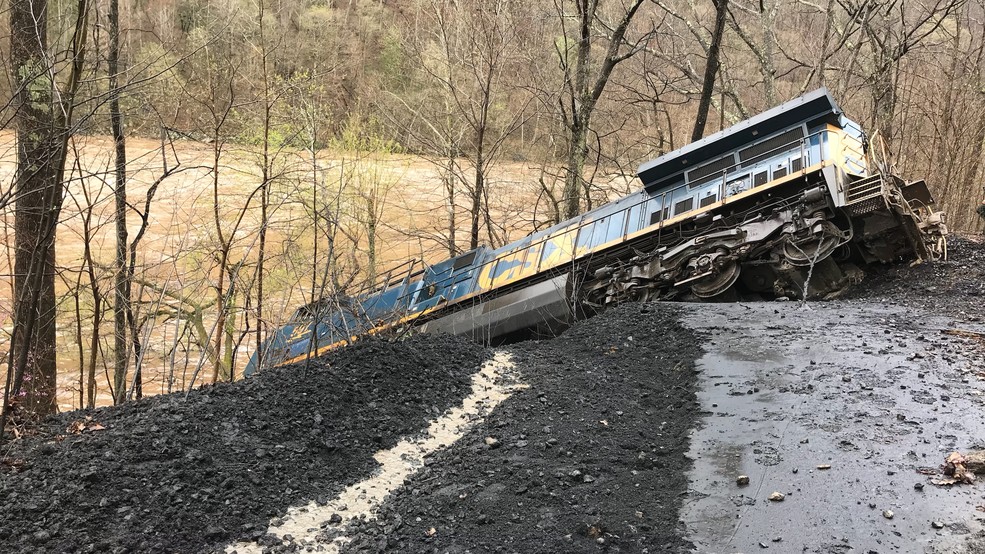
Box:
[580,172,947,305]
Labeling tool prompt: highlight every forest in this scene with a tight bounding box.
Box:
[1,0,984,425]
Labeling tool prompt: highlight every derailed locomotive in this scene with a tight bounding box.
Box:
[245,88,946,374]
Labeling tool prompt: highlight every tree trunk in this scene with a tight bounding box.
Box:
[6,0,67,418]
[223,267,236,380]
[445,155,457,255]
[470,152,485,249]
[563,122,589,219]
[557,0,646,220]
[82,204,102,409]
[692,0,729,142]
[366,194,377,282]
[110,0,130,405]
[759,0,778,107]
[254,0,271,372]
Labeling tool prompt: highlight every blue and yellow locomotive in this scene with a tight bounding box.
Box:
[245,88,946,374]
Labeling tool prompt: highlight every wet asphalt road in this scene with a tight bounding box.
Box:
[678,301,985,554]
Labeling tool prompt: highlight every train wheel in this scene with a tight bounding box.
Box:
[691,260,741,298]
[782,223,841,266]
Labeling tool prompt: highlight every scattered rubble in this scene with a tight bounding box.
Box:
[845,235,985,318]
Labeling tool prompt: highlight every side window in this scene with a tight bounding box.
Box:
[674,197,694,215]
[647,197,664,225]
[600,210,626,245]
[589,218,608,248]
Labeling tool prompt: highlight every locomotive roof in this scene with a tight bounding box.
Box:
[637,88,842,192]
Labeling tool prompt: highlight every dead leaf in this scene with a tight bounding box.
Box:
[964,451,985,473]
[425,527,437,537]
[66,418,105,434]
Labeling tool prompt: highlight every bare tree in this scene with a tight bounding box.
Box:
[3,0,92,426]
[728,0,781,107]
[846,0,964,144]
[64,156,110,409]
[110,0,130,405]
[413,0,532,249]
[692,0,730,140]
[553,0,650,219]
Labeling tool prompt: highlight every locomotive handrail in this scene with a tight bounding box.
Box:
[352,257,423,299]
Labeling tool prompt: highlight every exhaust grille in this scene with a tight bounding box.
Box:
[847,175,884,203]
[843,175,887,216]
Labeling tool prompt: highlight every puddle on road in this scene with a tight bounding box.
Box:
[227,350,525,554]
[679,303,985,554]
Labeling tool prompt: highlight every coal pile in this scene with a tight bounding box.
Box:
[844,234,985,317]
[340,303,701,554]
[0,335,487,553]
